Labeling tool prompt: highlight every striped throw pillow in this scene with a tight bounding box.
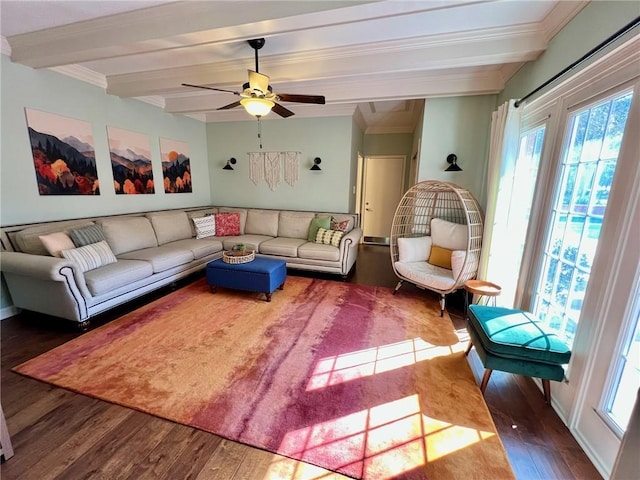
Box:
[315,227,344,247]
[68,224,106,247]
[192,216,216,239]
[61,240,117,272]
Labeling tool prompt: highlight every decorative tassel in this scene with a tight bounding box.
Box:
[264,152,281,191]
[249,152,264,186]
[283,151,300,187]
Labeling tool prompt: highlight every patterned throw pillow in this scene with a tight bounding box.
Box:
[214,213,241,236]
[39,232,76,257]
[68,224,106,247]
[315,227,344,247]
[61,240,117,272]
[331,216,351,232]
[192,216,216,239]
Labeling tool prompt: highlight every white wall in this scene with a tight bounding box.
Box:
[206,116,355,213]
[418,95,497,206]
[0,55,209,226]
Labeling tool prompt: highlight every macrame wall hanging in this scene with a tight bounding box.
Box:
[247,151,300,190]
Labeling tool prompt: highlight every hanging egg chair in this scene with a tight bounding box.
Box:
[390,180,484,315]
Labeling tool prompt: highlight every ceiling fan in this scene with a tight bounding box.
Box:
[182,38,325,118]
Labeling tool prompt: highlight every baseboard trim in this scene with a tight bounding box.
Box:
[0,306,19,320]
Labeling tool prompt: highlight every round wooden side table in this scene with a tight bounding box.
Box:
[464,279,502,319]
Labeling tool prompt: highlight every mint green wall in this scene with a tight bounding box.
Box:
[0,55,209,227]
[207,116,355,212]
[363,133,414,190]
[500,1,639,103]
[418,95,496,206]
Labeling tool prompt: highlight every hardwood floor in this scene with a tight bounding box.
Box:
[1,245,602,479]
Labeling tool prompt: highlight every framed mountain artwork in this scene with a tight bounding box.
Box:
[159,137,192,193]
[24,108,100,195]
[106,126,155,195]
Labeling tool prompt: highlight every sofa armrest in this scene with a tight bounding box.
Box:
[1,251,91,322]
[338,227,362,275]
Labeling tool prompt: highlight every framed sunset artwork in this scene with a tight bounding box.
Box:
[159,137,192,193]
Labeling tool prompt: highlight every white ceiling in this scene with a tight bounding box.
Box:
[0,0,587,132]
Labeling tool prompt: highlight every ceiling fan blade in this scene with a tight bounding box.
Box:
[272,102,295,118]
[182,83,239,95]
[277,93,325,104]
[248,70,270,95]
[217,100,242,111]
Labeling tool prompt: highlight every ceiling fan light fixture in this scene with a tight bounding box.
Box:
[241,97,274,117]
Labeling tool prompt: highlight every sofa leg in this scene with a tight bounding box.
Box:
[77,319,91,331]
[542,379,551,405]
[464,340,473,356]
[439,295,445,317]
[480,369,493,393]
[393,280,403,295]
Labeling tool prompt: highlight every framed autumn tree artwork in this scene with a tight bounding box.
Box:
[160,137,192,193]
[24,108,100,195]
[106,126,155,194]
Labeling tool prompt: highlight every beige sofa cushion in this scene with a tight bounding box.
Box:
[278,211,315,239]
[245,209,279,237]
[259,237,307,257]
[12,220,95,255]
[84,259,153,296]
[118,244,194,273]
[146,211,192,245]
[298,242,340,262]
[219,207,247,234]
[98,217,158,255]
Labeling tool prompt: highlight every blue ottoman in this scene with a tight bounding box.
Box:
[206,257,287,302]
[465,305,572,404]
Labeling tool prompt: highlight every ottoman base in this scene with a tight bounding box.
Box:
[206,257,287,302]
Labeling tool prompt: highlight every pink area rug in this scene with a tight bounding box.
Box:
[14,276,514,479]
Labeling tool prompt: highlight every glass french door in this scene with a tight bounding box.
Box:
[532,89,634,347]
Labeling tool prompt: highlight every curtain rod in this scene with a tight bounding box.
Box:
[514,16,640,108]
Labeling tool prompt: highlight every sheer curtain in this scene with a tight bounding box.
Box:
[478,100,522,306]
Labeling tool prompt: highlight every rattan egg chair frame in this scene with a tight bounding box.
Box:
[390,181,484,315]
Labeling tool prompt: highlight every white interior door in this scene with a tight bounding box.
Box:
[361,156,405,244]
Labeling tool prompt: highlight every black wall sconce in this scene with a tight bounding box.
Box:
[310,157,322,171]
[445,153,462,171]
[223,157,237,170]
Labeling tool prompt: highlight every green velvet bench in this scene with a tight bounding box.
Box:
[465,305,572,404]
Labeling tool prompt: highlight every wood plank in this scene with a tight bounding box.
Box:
[16,404,132,480]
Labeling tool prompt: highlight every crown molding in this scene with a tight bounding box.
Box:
[1,36,11,56]
[541,0,590,41]
[134,95,166,108]
[49,64,107,88]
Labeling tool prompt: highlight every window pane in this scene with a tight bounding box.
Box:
[533,90,633,346]
[606,309,640,431]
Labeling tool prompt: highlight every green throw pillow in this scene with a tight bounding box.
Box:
[308,216,331,241]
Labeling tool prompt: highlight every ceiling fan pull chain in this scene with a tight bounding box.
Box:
[257,117,263,149]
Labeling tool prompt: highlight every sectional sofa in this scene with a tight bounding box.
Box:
[0,207,361,328]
